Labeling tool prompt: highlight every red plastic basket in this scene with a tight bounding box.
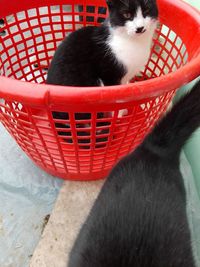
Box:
[0,0,200,180]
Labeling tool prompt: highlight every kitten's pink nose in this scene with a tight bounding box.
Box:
[136,27,146,33]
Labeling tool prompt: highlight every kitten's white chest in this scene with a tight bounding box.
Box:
[108,30,154,84]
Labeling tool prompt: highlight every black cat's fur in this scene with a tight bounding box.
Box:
[67,80,200,267]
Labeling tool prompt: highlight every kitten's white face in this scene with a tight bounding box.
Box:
[125,7,155,36]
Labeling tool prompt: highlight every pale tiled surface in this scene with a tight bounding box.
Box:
[0,124,62,267]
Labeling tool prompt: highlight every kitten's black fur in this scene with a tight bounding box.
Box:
[68,81,200,267]
[46,24,124,86]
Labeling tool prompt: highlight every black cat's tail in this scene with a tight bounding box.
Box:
[144,79,200,159]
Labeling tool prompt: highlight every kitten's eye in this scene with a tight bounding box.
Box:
[143,9,150,16]
[122,12,131,19]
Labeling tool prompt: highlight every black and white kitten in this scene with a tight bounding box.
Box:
[47,0,158,86]
[67,81,200,267]
[46,0,158,144]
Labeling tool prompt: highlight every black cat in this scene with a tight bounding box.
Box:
[68,80,200,267]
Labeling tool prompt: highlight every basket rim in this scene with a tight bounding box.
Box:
[0,0,200,107]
